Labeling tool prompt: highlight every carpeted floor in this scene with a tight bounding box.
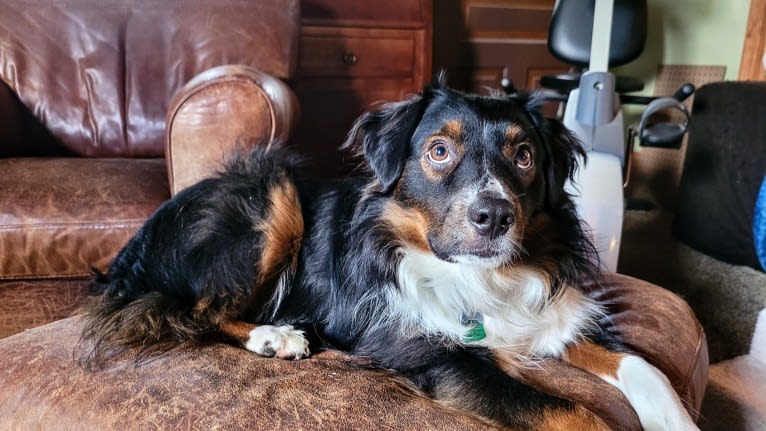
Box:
[619,209,766,363]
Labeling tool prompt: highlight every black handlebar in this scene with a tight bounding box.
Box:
[620,94,655,105]
[672,83,695,102]
[514,76,695,107]
[620,83,695,105]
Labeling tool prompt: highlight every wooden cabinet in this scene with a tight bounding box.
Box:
[294,0,432,178]
[434,0,567,94]
[300,28,417,78]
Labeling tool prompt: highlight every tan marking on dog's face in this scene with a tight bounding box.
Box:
[258,180,304,284]
[505,124,525,144]
[563,341,624,379]
[501,124,525,162]
[380,201,430,251]
[442,119,463,139]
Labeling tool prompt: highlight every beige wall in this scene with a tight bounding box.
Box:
[617,0,751,93]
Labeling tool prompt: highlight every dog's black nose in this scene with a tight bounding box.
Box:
[468,195,515,238]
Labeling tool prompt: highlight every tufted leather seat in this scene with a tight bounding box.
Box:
[0,0,301,337]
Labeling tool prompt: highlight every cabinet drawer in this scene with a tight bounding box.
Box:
[299,27,416,78]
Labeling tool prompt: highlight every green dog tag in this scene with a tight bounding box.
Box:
[461,312,486,342]
[463,321,486,342]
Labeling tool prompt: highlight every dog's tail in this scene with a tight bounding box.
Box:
[78,147,304,367]
[79,269,206,366]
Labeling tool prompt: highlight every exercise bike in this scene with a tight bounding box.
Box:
[505,0,694,272]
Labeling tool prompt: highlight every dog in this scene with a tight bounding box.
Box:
[82,78,697,430]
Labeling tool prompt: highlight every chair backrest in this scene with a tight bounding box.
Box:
[0,0,299,157]
[675,81,766,270]
[547,0,647,68]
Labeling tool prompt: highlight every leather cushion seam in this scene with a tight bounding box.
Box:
[0,220,146,231]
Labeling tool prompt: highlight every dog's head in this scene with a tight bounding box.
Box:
[346,78,589,274]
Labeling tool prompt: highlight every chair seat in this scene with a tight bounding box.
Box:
[0,158,169,280]
[539,73,645,94]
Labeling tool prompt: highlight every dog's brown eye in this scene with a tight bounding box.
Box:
[427,141,451,164]
[514,145,533,169]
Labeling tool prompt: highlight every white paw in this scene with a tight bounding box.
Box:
[244,325,310,360]
[606,356,699,431]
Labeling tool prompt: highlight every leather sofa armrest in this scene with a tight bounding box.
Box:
[165,65,300,195]
[518,273,708,428]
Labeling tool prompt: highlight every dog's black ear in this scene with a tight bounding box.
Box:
[524,96,585,209]
[343,95,426,193]
[543,119,585,208]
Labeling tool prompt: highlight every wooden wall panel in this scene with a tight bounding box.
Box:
[434,0,566,93]
[739,0,766,80]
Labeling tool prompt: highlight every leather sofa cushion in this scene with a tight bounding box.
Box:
[0,316,501,430]
[0,0,300,158]
[0,274,707,430]
[0,158,168,280]
[0,279,88,339]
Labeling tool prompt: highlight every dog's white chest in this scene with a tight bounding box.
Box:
[389,248,601,357]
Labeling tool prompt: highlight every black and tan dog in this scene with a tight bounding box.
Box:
[82,79,696,430]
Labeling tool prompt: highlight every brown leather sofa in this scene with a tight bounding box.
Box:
[0,0,300,338]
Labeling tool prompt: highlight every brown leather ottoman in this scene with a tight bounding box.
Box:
[0,274,707,430]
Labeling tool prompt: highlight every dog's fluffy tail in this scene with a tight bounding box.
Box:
[79,146,303,367]
[80,271,206,366]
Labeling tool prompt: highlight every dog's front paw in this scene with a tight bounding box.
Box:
[608,356,699,431]
[244,325,310,360]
